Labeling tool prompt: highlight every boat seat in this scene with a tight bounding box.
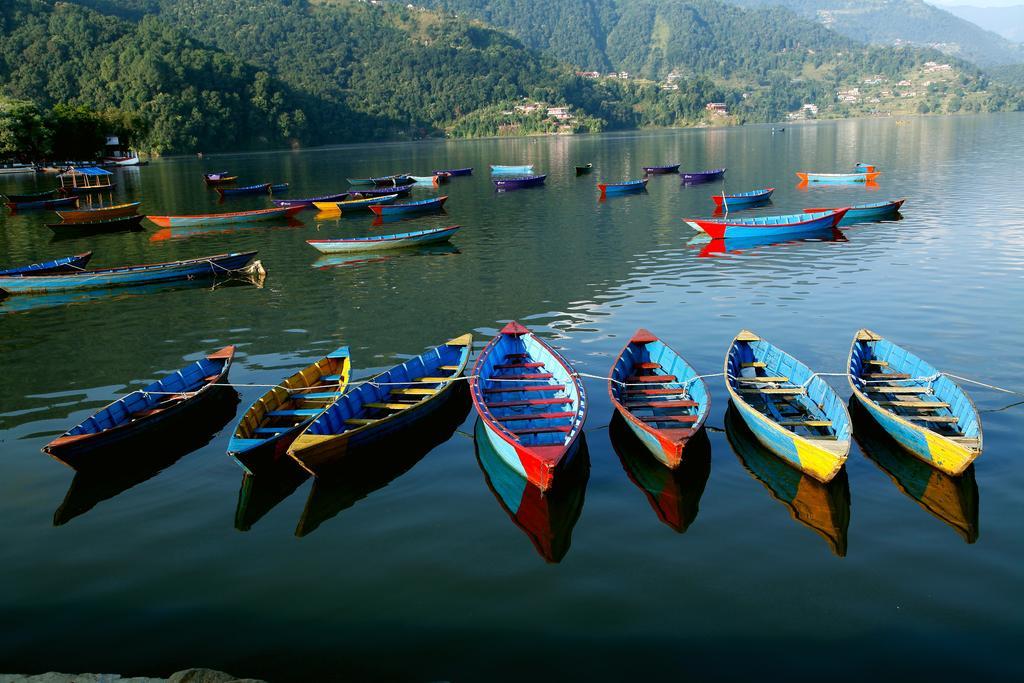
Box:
[866,360,889,366]
[365,402,413,411]
[267,409,321,417]
[803,435,839,440]
[414,377,451,383]
[948,437,981,445]
[625,374,677,383]
[741,362,766,368]
[736,376,790,383]
[321,375,342,382]
[635,362,661,370]
[778,420,832,427]
[738,387,805,395]
[439,365,461,371]
[877,400,950,409]
[865,386,932,394]
[639,415,698,423]
[864,372,911,379]
[511,426,572,435]
[295,392,342,400]
[202,374,221,382]
[504,353,530,360]
[624,388,689,396]
[345,418,380,426]
[484,384,565,394]
[254,427,292,435]
[487,397,572,408]
[390,388,439,396]
[495,362,544,370]
[495,411,575,422]
[624,400,697,409]
[492,372,554,380]
[908,415,959,423]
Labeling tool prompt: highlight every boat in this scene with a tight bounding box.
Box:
[47,214,146,236]
[216,182,271,198]
[228,346,351,472]
[101,152,141,167]
[432,167,472,176]
[269,183,289,193]
[470,321,587,492]
[42,346,236,468]
[681,168,726,184]
[204,172,237,185]
[598,178,648,195]
[575,164,593,175]
[56,201,141,223]
[712,188,774,209]
[312,194,398,213]
[610,414,711,534]
[348,184,414,198]
[271,192,349,208]
[287,334,473,476]
[855,163,876,173]
[725,405,850,557]
[847,329,982,476]
[643,164,680,174]
[490,164,534,174]
[493,174,547,190]
[725,330,851,483]
[695,229,847,258]
[608,329,711,468]
[3,189,57,202]
[0,163,38,175]
[802,199,905,225]
[346,174,411,187]
[147,205,303,228]
[409,174,443,185]
[0,252,93,276]
[685,208,848,240]
[307,225,460,254]
[369,195,447,216]
[0,251,261,295]
[474,417,590,563]
[796,171,881,184]
[57,167,115,194]
[5,195,79,211]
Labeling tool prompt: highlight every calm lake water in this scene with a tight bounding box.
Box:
[1,115,1022,681]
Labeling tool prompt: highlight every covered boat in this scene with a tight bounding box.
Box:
[272,192,349,208]
[598,178,648,195]
[493,174,547,190]
[796,171,881,183]
[43,346,236,468]
[643,164,680,174]
[307,225,460,254]
[847,329,982,476]
[369,195,447,216]
[147,205,302,228]
[685,208,848,240]
[803,199,905,225]
[313,194,397,213]
[608,329,710,468]
[681,168,726,184]
[712,188,774,209]
[470,321,586,491]
[725,330,851,483]
[216,182,271,198]
[57,167,115,194]
[0,252,92,276]
[432,167,472,176]
[47,214,145,235]
[56,201,140,223]
[490,164,534,174]
[6,195,79,211]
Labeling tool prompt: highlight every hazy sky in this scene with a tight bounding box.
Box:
[928,1,1023,7]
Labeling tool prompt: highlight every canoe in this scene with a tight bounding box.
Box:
[575,164,593,175]
[47,214,145,235]
[0,251,260,295]
[432,167,472,176]
[470,321,587,492]
[269,183,289,193]
[348,184,414,197]
[346,174,411,187]
[712,188,774,209]
[409,175,442,185]
[725,330,851,483]
[598,178,648,195]
[493,174,547,190]
[369,195,447,216]
[474,417,590,563]
[643,164,680,174]
[6,196,79,211]
[272,192,349,208]
[204,172,237,185]
[307,225,460,254]
[796,171,880,183]
[681,168,726,184]
[608,329,711,468]
[0,252,93,276]
[57,201,141,223]
[228,346,351,471]
[491,165,534,174]
[147,205,302,228]
[803,199,905,225]
[287,334,472,475]
[42,346,236,468]
[216,183,270,197]
[685,208,848,240]
[847,329,982,476]
[3,189,57,202]
[313,194,398,213]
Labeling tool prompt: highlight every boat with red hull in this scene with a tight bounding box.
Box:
[685,208,849,240]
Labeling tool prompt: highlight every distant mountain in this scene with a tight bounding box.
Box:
[943,4,1024,42]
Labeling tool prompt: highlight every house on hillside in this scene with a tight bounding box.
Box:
[705,102,727,116]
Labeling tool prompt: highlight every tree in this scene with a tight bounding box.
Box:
[0,96,50,161]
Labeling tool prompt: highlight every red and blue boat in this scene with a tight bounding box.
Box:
[0,252,93,276]
[803,199,905,225]
[432,167,473,176]
[681,168,726,184]
[6,195,78,211]
[493,174,547,190]
[684,208,848,240]
[598,178,648,195]
[643,164,680,174]
[369,195,447,216]
[216,182,271,198]
[470,321,587,492]
[712,187,774,210]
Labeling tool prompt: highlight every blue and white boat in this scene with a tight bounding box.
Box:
[490,164,534,174]
[598,178,649,195]
[803,199,905,225]
[307,225,460,253]
[712,187,774,210]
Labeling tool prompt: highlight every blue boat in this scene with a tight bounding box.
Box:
[307,225,460,253]
[6,195,79,211]
[493,174,547,190]
[491,164,534,174]
[432,167,473,176]
[712,187,774,210]
[803,199,905,225]
[0,252,92,276]
[287,334,473,476]
[681,168,726,184]
[348,184,414,198]
[685,209,848,240]
[272,192,349,208]
[369,195,447,217]
[847,329,982,476]
[598,178,648,195]
[42,346,236,468]
[725,330,851,483]
[269,183,289,193]
[216,183,270,198]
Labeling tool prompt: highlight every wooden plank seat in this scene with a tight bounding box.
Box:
[741,362,766,368]
[738,387,805,395]
[487,397,572,408]
[321,375,342,382]
[865,386,932,394]
[778,420,833,427]
[413,377,452,383]
[254,426,292,435]
[625,374,677,383]
[624,399,697,409]
[439,365,461,371]
[484,384,566,394]
[635,362,662,370]
[390,387,440,396]
[877,400,950,409]
[624,388,689,396]
[866,359,889,366]
[638,415,698,423]
[492,373,554,380]
[804,434,839,440]
[345,418,380,426]
[736,376,790,383]
[511,425,572,435]
[495,362,544,370]
[864,372,911,380]
[267,409,322,417]
[907,415,959,423]
[294,392,343,400]
[364,402,414,411]
[495,411,575,422]
[949,437,981,444]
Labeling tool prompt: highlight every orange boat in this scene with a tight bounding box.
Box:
[147,205,302,228]
[56,201,141,223]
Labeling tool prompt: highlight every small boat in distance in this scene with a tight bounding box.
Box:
[307,225,460,254]
[681,168,727,184]
[56,201,140,223]
[855,163,876,173]
[216,182,271,198]
[575,163,593,175]
[369,195,448,217]
[269,183,289,193]
[147,205,302,228]
[643,164,680,174]
[348,184,414,197]
[803,199,905,225]
[313,194,398,213]
[598,178,648,195]
[684,208,848,240]
[272,192,350,208]
[491,164,534,175]
[0,252,93,276]
[204,172,237,185]
[2,189,57,202]
[493,174,547,190]
[432,167,473,176]
[796,171,881,184]
[712,188,774,210]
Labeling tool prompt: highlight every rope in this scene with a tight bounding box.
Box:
[943,373,1024,396]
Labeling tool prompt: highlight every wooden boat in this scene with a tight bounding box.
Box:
[725,405,850,557]
[43,347,235,468]
[204,172,237,185]
[369,195,447,216]
[608,329,711,468]
[598,178,648,195]
[643,164,680,174]
[147,205,302,228]
[0,252,92,276]
[307,225,460,253]
[6,195,79,211]
[712,188,774,209]
[855,163,876,173]
[272,192,349,208]
[474,417,590,563]
[346,174,411,187]
[803,199,905,225]
[313,194,398,213]
[470,321,586,492]
[409,174,440,185]
[288,334,473,476]
[0,251,260,295]
[493,174,547,190]
[432,167,472,176]
[796,171,880,184]
[490,164,534,174]
[269,183,289,193]
[685,208,848,240]
[56,201,140,223]
[681,168,726,184]
[216,182,270,198]
[57,167,115,194]
[47,214,145,235]
[725,330,851,483]
[3,189,56,202]
[847,329,982,476]
[575,163,593,175]
[228,346,351,472]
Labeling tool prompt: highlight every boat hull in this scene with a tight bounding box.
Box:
[803,199,904,225]
[147,206,301,228]
[272,192,349,208]
[685,209,847,240]
[57,202,140,223]
[712,188,774,209]
[47,214,145,235]
[6,196,79,211]
[217,183,270,197]
[490,165,534,174]
[313,195,397,213]
[643,165,680,174]
[433,167,472,176]
[681,169,726,184]
[369,196,447,216]
[796,171,881,183]
[493,175,546,189]
[307,226,459,253]
[599,179,648,194]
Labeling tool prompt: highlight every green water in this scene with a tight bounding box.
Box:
[1,115,1021,681]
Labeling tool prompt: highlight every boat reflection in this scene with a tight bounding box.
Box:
[695,228,848,258]
[234,457,310,532]
[609,413,711,533]
[311,244,459,270]
[474,418,590,563]
[371,209,448,226]
[850,399,979,543]
[149,219,303,242]
[294,388,470,537]
[53,389,239,526]
[725,403,851,557]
